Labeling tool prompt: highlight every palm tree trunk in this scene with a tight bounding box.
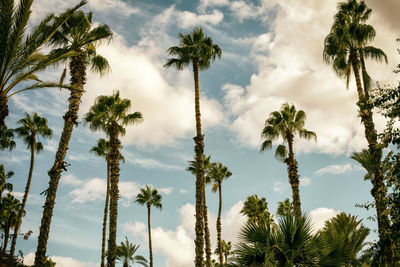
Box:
[217,182,223,266]
[203,183,212,267]
[107,122,120,267]
[101,159,111,267]
[10,135,36,256]
[350,54,393,263]
[35,52,86,266]
[2,216,12,252]
[286,134,301,218]
[193,60,205,267]
[0,95,8,134]
[147,205,153,267]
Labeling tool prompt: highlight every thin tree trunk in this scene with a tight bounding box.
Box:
[107,122,120,267]
[203,183,212,267]
[217,182,223,266]
[35,53,86,266]
[10,135,36,256]
[101,159,111,267]
[193,60,205,267]
[148,205,153,267]
[2,216,12,252]
[285,134,301,218]
[350,54,393,263]
[0,95,8,134]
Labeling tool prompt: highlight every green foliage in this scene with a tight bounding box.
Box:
[90,138,125,162]
[116,237,148,267]
[0,165,13,198]
[209,162,232,192]
[135,185,162,211]
[276,198,294,217]
[0,125,15,151]
[240,194,274,227]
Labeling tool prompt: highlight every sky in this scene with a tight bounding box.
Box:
[1,0,400,266]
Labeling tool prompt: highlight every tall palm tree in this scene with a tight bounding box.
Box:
[0,165,13,202]
[84,90,142,267]
[214,240,233,265]
[34,10,112,265]
[260,103,316,218]
[0,125,15,151]
[276,198,294,217]
[135,185,162,267]
[209,162,232,265]
[116,237,148,267]
[90,138,125,267]
[10,113,52,256]
[0,0,86,131]
[165,27,222,267]
[1,194,23,252]
[187,154,213,264]
[323,0,392,261]
[240,194,274,226]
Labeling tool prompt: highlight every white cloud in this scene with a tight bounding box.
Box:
[309,207,340,234]
[179,189,188,194]
[273,181,283,192]
[124,201,246,267]
[158,187,174,195]
[299,177,311,186]
[24,253,99,267]
[62,174,82,186]
[68,178,141,203]
[314,163,354,176]
[179,10,224,29]
[124,152,184,171]
[222,0,400,155]
[198,0,230,12]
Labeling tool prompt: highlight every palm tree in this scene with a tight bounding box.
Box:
[84,90,142,267]
[10,113,52,256]
[214,240,233,265]
[116,237,148,267]
[276,198,294,217]
[90,138,125,267]
[1,194,23,252]
[135,185,162,267]
[260,103,316,218]
[0,125,15,151]
[0,165,13,202]
[323,0,392,261]
[34,10,113,265]
[240,194,274,226]
[317,213,370,266]
[0,0,86,131]
[165,27,222,267]
[209,162,232,265]
[187,154,213,264]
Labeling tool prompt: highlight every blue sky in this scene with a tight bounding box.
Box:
[2,0,400,266]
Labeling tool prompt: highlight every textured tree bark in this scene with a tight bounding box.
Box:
[35,53,86,266]
[350,54,393,263]
[0,95,8,135]
[203,184,212,267]
[101,159,110,267]
[107,122,120,267]
[10,135,36,256]
[148,205,153,267]
[285,134,301,218]
[193,60,205,267]
[217,182,223,265]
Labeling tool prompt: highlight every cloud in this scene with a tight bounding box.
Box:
[222,0,400,155]
[273,181,283,192]
[179,189,188,194]
[314,163,354,176]
[124,201,246,267]
[124,152,184,171]
[68,178,141,203]
[179,10,224,29]
[24,253,98,267]
[158,187,174,195]
[62,174,82,186]
[309,207,340,233]
[299,177,311,186]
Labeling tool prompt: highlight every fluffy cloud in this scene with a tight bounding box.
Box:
[299,177,311,186]
[124,201,246,267]
[309,207,340,233]
[314,163,356,176]
[61,174,82,186]
[124,151,184,170]
[24,253,98,267]
[179,10,224,29]
[222,0,400,155]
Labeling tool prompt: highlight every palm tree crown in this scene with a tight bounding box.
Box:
[0,125,15,151]
[209,162,232,193]
[116,237,148,267]
[135,185,162,210]
[260,103,316,160]
[14,112,52,152]
[240,194,274,226]
[164,27,222,71]
[90,138,125,162]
